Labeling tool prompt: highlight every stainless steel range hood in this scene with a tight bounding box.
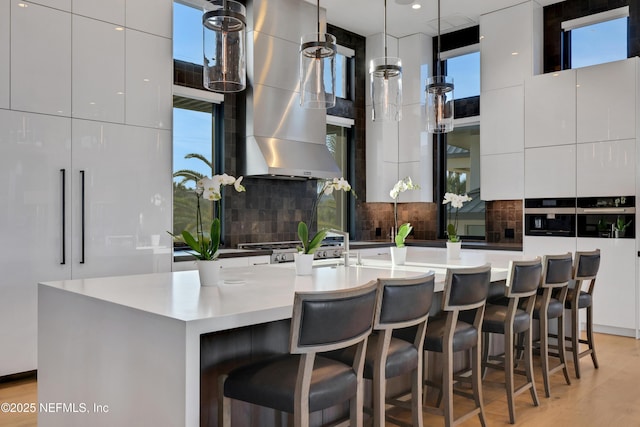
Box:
[242,0,341,180]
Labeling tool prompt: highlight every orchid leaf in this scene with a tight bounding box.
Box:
[298,222,309,253]
[395,223,413,247]
[307,229,328,254]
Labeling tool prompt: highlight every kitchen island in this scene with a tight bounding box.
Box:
[38,247,523,427]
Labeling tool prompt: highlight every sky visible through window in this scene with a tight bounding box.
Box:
[571,17,627,69]
[446,51,480,99]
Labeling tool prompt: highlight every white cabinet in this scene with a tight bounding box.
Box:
[357,247,390,257]
[11,1,71,116]
[125,29,172,129]
[525,69,576,148]
[72,15,125,123]
[125,0,172,38]
[480,86,524,155]
[480,152,524,201]
[0,110,72,376]
[0,111,172,376]
[577,238,637,337]
[577,139,636,197]
[71,119,172,278]
[480,2,538,92]
[523,236,576,259]
[524,145,576,198]
[577,58,637,144]
[172,255,272,272]
[72,0,124,25]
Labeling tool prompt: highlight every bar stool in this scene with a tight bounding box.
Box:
[481,258,541,424]
[330,273,435,427]
[423,264,491,427]
[218,281,378,427]
[533,253,573,398]
[564,249,601,379]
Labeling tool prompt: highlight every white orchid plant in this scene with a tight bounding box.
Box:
[172,173,246,260]
[299,177,355,254]
[442,192,472,242]
[389,177,420,247]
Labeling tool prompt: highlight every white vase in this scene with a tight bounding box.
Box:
[197,260,221,286]
[294,253,314,275]
[390,246,407,265]
[446,241,462,260]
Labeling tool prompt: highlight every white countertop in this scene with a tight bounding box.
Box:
[39,247,525,331]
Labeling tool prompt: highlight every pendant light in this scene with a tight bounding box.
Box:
[202,0,247,93]
[370,0,402,122]
[300,0,337,109]
[426,0,454,133]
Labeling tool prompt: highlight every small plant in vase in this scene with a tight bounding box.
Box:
[442,192,472,259]
[295,177,355,275]
[389,177,419,265]
[170,173,246,285]
[614,216,632,238]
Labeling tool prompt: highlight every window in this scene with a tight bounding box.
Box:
[444,50,480,99]
[324,46,355,100]
[172,97,216,236]
[174,1,203,65]
[445,123,485,238]
[317,122,350,230]
[562,7,628,69]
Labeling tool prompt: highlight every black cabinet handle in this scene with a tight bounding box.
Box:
[80,170,85,264]
[60,169,66,265]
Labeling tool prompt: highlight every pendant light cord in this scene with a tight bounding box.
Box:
[436,0,441,76]
[317,0,320,35]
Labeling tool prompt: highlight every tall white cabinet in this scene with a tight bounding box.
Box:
[0,0,173,376]
[523,57,639,338]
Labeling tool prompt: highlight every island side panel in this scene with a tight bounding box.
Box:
[38,285,188,427]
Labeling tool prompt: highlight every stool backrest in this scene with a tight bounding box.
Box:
[506,258,542,298]
[375,272,435,330]
[290,280,378,354]
[541,253,573,289]
[443,264,492,311]
[574,249,600,281]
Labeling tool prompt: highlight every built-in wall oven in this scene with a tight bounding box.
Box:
[577,196,635,238]
[524,198,576,237]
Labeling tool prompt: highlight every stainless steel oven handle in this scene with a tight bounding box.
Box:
[578,208,635,214]
[524,208,576,214]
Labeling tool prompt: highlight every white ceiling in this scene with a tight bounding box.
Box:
[306,0,564,38]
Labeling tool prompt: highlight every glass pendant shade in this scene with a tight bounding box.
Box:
[426,75,454,133]
[300,33,337,108]
[202,0,246,93]
[370,57,403,121]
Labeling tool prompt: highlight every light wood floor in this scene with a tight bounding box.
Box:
[1,333,639,426]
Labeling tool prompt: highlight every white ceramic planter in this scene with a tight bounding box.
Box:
[390,246,407,265]
[197,260,221,286]
[294,253,314,275]
[446,241,462,260]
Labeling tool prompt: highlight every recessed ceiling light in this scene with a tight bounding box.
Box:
[115,27,124,31]
[18,3,28,7]
[553,73,559,77]
[511,52,519,56]
[412,4,421,9]
[479,35,485,40]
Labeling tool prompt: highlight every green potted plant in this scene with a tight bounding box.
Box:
[614,216,632,238]
[295,178,355,275]
[389,177,420,265]
[442,192,472,259]
[170,173,246,285]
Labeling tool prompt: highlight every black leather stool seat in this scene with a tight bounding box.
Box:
[482,304,530,334]
[224,354,357,414]
[532,297,563,319]
[565,290,592,309]
[424,315,478,353]
[330,333,419,379]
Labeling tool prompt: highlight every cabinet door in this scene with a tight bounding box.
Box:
[577,58,637,143]
[0,0,8,109]
[11,1,71,116]
[524,145,576,198]
[480,152,524,201]
[0,110,72,376]
[525,69,576,148]
[576,139,636,197]
[480,2,533,92]
[577,238,636,336]
[481,86,524,155]
[71,120,172,279]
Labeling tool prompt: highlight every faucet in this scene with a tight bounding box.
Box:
[326,229,352,266]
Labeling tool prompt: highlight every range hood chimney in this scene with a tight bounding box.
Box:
[242,0,341,179]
